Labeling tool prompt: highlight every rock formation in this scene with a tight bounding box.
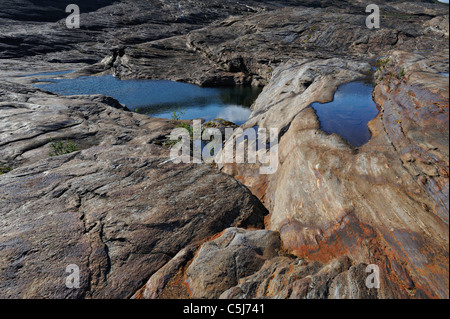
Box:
[0,112,268,298]
[0,0,448,299]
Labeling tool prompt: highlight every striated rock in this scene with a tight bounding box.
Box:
[219,58,371,204]
[4,0,447,86]
[3,0,382,80]
[132,244,198,300]
[243,58,371,131]
[0,80,269,299]
[220,255,379,299]
[0,0,448,301]
[219,257,322,299]
[0,144,268,298]
[328,263,379,299]
[272,104,447,298]
[105,1,447,86]
[424,15,449,38]
[185,227,281,299]
[373,50,449,221]
[0,80,176,169]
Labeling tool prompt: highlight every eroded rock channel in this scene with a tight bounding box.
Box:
[0,0,448,299]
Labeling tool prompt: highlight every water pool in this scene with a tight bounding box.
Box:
[34,74,379,146]
[34,75,262,126]
[310,81,379,147]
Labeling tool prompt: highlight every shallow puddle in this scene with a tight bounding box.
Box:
[310,81,379,147]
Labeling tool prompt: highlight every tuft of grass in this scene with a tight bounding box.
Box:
[0,166,12,175]
[397,67,406,79]
[49,139,79,157]
[175,122,193,136]
[170,109,185,122]
[164,121,194,149]
[203,121,217,128]
[381,11,415,21]
[376,58,390,72]
[165,138,182,148]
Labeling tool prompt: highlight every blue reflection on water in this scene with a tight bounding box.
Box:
[310,81,379,147]
[34,75,262,126]
[34,74,380,145]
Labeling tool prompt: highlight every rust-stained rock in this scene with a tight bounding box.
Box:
[221,50,449,299]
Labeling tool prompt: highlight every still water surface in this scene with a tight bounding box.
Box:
[35,74,379,147]
[310,81,379,147]
[35,75,262,126]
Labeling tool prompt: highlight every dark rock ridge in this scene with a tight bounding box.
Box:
[1,0,448,83]
[77,1,449,86]
[1,0,355,72]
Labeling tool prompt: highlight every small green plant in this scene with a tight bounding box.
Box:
[175,122,194,143]
[176,122,193,135]
[170,109,185,122]
[163,121,194,149]
[167,118,196,150]
[165,138,182,148]
[376,58,390,71]
[203,121,217,128]
[398,67,406,79]
[49,139,80,157]
[0,166,12,175]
